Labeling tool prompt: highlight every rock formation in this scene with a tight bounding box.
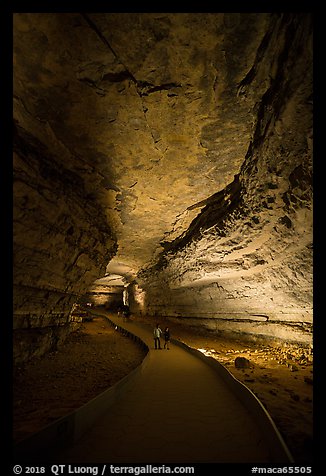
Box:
[13,13,313,363]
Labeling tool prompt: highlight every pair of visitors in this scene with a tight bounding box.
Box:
[153,324,170,350]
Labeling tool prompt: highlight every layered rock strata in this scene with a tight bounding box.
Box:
[13,13,313,362]
[13,126,117,363]
[136,14,313,345]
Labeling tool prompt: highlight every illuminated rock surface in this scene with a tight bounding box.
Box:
[13,13,313,363]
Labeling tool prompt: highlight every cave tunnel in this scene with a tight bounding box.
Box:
[12,12,313,465]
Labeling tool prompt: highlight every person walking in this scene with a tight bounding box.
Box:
[122,304,130,321]
[163,326,170,350]
[153,323,162,349]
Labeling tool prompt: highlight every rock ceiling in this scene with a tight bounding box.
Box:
[14,13,272,279]
[13,12,313,353]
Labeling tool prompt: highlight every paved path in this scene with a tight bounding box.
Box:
[56,312,286,464]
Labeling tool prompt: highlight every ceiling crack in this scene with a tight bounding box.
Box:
[80,13,175,155]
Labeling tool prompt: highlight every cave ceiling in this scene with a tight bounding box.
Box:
[13,12,312,307]
[13,13,272,281]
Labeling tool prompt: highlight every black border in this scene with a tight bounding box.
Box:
[5,5,320,474]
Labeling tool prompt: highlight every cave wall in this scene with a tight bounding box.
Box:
[136,14,313,345]
[13,127,117,364]
[13,13,313,363]
[86,285,124,308]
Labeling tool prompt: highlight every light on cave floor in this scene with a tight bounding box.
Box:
[197,348,219,357]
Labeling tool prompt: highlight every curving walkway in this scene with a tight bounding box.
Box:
[14,311,293,464]
[49,312,291,464]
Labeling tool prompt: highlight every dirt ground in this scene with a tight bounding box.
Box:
[13,312,313,464]
[13,315,147,444]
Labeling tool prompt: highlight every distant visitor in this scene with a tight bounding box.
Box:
[153,323,162,349]
[122,304,130,321]
[163,326,170,350]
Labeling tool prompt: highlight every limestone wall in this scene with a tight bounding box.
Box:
[13,13,312,361]
[13,127,117,363]
[136,13,313,345]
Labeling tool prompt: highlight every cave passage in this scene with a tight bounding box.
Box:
[12,11,313,465]
[14,313,294,464]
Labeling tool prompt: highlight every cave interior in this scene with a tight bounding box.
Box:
[13,12,313,365]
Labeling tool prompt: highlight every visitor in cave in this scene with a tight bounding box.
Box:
[122,304,130,321]
[163,327,170,350]
[153,323,162,349]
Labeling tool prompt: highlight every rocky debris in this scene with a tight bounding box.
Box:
[289,391,300,402]
[200,341,313,373]
[289,364,299,372]
[235,356,251,369]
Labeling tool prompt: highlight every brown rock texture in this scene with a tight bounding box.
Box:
[13,13,312,363]
[13,313,313,463]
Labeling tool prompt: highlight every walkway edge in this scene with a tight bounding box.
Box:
[173,338,294,463]
[13,322,149,461]
[105,313,294,463]
[14,313,294,464]
[106,314,294,463]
